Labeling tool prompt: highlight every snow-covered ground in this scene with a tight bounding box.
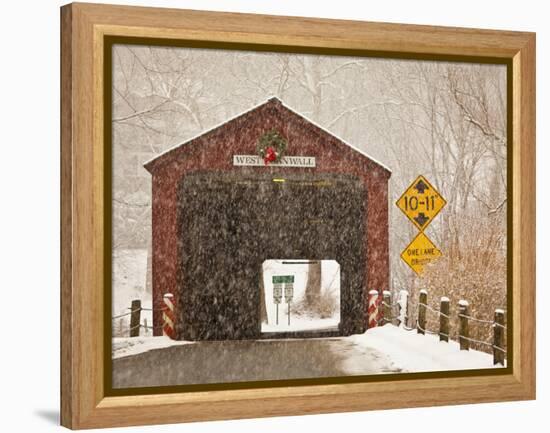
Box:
[113,324,503,374]
[112,336,193,359]
[346,325,504,373]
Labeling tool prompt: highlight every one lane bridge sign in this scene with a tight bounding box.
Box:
[396,175,447,231]
[400,232,442,275]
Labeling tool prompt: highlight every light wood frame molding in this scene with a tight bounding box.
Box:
[60,2,535,429]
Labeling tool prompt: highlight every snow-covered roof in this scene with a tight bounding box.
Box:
[144,96,391,173]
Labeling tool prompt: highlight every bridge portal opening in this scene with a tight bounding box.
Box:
[175,172,366,340]
[261,259,341,335]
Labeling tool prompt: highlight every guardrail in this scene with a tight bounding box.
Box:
[370,289,506,366]
[111,293,176,339]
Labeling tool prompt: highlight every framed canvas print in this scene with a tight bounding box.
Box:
[60,2,536,429]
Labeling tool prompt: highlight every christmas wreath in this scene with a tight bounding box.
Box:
[256,130,287,165]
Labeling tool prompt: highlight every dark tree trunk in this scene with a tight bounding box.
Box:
[305,261,322,306]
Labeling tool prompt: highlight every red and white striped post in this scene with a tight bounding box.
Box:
[368,290,379,329]
[162,293,176,339]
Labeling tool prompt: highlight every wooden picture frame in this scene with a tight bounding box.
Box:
[61,2,535,429]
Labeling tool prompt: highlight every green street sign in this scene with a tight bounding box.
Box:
[272,275,294,284]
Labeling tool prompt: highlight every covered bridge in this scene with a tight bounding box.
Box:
[144,97,391,341]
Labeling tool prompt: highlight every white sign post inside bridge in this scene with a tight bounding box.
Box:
[273,275,295,326]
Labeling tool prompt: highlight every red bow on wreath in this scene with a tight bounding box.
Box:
[263,146,277,165]
[257,130,287,165]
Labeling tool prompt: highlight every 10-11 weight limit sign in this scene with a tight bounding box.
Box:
[396,175,447,231]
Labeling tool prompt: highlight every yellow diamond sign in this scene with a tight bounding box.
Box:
[400,232,442,275]
[396,175,447,231]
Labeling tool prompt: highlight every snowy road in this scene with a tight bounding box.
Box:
[112,337,400,388]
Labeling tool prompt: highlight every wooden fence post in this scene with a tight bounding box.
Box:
[383,291,391,326]
[458,300,469,350]
[439,297,450,342]
[417,290,427,334]
[493,309,506,365]
[129,299,141,337]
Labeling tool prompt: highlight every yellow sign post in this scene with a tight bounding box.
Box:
[397,175,446,275]
[396,175,447,231]
[400,232,442,275]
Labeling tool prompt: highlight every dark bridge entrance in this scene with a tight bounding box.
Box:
[176,172,366,341]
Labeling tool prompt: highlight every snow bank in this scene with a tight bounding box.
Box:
[349,325,504,373]
[112,336,193,359]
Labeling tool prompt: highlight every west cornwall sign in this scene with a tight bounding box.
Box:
[233,155,316,168]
